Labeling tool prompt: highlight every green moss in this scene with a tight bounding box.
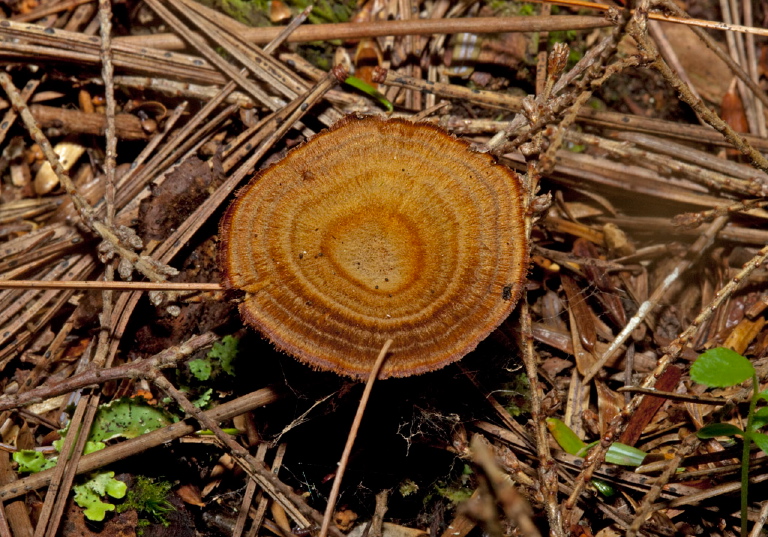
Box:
[289,0,355,24]
[548,30,578,45]
[569,49,583,64]
[497,372,531,417]
[488,0,535,16]
[519,4,535,15]
[198,0,354,27]
[199,0,271,26]
[398,478,419,497]
[117,476,175,533]
[426,464,474,507]
[433,483,473,505]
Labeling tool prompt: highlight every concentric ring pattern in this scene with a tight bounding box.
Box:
[220,115,528,378]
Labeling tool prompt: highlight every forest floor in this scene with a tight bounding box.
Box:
[1,0,768,536]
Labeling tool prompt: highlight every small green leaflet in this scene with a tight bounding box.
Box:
[690,347,755,388]
[188,359,212,381]
[580,440,647,467]
[207,335,239,377]
[546,418,616,496]
[17,398,172,524]
[189,335,240,381]
[695,423,744,438]
[546,417,586,453]
[690,347,763,537]
[590,479,615,497]
[192,388,213,409]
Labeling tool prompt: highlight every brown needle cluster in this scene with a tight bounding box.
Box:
[220,115,528,378]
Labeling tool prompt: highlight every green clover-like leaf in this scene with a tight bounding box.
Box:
[81,499,114,522]
[192,388,213,409]
[105,477,127,499]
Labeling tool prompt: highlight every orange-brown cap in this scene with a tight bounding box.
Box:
[220,115,528,379]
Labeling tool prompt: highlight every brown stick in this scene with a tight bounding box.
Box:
[0,332,219,412]
[319,340,393,537]
[0,280,223,291]
[114,15,612,50]
[29,105,148,140]
[0,454,33,537]
[11,0,93,23]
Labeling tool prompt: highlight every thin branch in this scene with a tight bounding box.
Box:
[617,386,729,405]
[374,67,524,111]
[319,340,393,537]
[627,433,701,536]
[0,332,218,412]
[0,74,179,284]
[653,0,768,112]
[579,241,768,534]
[0,78,39,148]
[113,15,613,49]
[0,280,223,291]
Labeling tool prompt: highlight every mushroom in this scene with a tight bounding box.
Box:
[219,115,528,379]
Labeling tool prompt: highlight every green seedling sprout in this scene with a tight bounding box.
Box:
[343,76,393,112]
[690,347,768,537]
[546,418,647,497]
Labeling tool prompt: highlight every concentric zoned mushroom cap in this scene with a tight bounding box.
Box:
[220,115,528,379]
